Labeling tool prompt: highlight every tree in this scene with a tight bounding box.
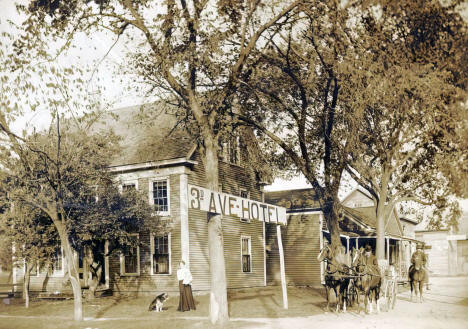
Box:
[343,0,468,261]
[0,204,58,308]
[237,0,467,254]
[0,112,162,319]
[236,1,373,247]
[17,0,303,323]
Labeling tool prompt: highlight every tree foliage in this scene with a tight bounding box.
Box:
[342,0,467,252]
[15,0,304,323]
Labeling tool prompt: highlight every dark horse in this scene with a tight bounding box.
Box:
[409,256,426,303]
[317,244,351,312]
[352,248,382,314]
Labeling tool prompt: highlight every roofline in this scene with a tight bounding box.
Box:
[341,187,374,204]
[287,208,322,214]
[264,187,316,194]
[186,144,197,160]
[109,158,197,173]
[415,229,450,233]
[400,217,419,224]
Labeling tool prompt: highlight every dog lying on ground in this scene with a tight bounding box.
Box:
[148,293,169,312]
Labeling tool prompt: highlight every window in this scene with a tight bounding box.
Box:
[150,179,170,215]
[120,180,138,193]
[122,183,136,191]
[241,236,252,273]
[151,234,171,274]
[227,136,239,165]
[120,234,140,276]
[240,189,249,199]
[239,189,250,223]
[49,246,64,276]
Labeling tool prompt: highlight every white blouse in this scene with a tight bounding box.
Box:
[177,267,193,285]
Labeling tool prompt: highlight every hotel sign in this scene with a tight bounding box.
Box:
[188,184,287,225]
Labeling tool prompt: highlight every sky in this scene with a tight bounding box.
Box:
[1,0,467,208]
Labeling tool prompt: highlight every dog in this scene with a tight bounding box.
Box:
[148,293,169,312]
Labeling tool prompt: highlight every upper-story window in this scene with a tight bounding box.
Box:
[239,189,250,223]
[228,136,239,165]
[120,180,138,193]
[122,183,136,191]
[240,189,249,199]
[150,178,170,216]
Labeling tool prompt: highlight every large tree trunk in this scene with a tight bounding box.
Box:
[23,261,33,308]
[204,137,229,325]
[322,198,342,247]
[376,202,386,261]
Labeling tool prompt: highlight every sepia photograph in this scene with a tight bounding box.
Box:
[0,1,467,328]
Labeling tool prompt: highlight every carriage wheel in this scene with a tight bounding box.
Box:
[390,281,397,309]
[348,281,358,308]
[384,281,392,312]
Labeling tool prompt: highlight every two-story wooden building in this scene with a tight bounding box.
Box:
[13,104,283,295]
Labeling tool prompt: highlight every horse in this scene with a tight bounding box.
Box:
[409,255,427,303]
[317,244,351,312]
[351,247,382,314]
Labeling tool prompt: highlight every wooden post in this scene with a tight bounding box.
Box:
[386,237,390,264]
[276,224,288,309]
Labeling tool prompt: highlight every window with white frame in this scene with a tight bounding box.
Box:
[151,234,171,274]
[239,189,250,222]
[227,135,240,165]
[120,180,138,193]
[241,236,252,273]
[150,179,170,215]
[120,234,140,276]
[240,189,249,199]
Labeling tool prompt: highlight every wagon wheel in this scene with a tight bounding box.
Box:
[390,281,397,309]
[348,280,358,308]
[385,280,397,311]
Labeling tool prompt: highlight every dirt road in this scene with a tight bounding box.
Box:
[247,276,468,329]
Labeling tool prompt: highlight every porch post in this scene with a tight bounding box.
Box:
[276,224,288,309]
[180,173,190,266]
[346,237,350,253]
[355,237,359,249]
[386,237,390,263]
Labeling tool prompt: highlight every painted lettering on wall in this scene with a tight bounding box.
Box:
[188,184,287,225]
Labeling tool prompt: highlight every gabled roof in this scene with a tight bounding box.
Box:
[343,206,403,236]
[93,104,195,167]
[264,188,321,210]
[266,187,404,236]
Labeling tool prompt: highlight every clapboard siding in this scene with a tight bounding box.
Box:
[188,151,265,290]
[109,173,182,294]
[14,266,72,294]
[266,214,321,286]
[416,231,450,276]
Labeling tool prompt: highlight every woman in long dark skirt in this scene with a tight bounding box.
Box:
[177,261,196,311]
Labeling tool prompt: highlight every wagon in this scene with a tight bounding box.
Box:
[344,265,398,312]
[382,265,398,311]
